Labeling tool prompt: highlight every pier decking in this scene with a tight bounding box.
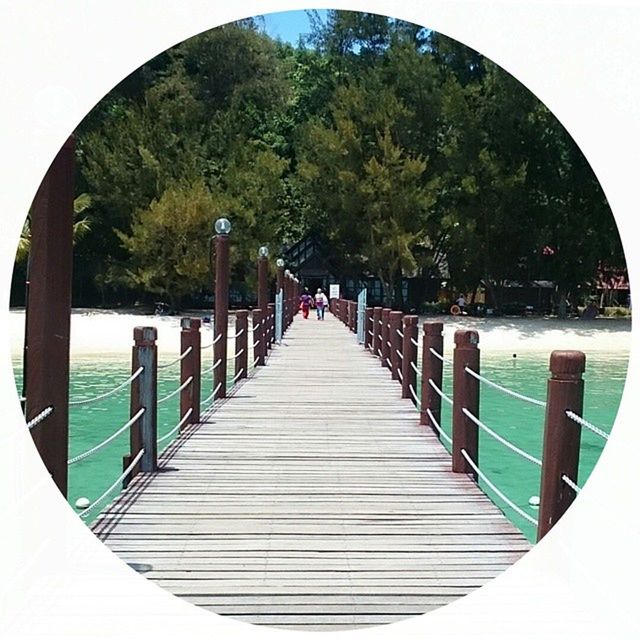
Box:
[93,315,531,631]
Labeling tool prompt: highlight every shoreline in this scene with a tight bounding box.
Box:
[8,308,632,358]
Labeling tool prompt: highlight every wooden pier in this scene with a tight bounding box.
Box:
[93,314,531,631]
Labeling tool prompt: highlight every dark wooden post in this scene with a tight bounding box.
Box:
[380,308,391,369]
[128,326,158,475]
[253,308,265,366]
[452,330,480,478]
[25,135,74,497]
[180,318,201,427]
[352,302,358,333]
[364,307,373,350]
[267,302,276,349]
[420,322,444,429]
[276,261,284,336]
[537,351,586,541]
[213,223,230,399]
[389,311,403,381]
[257,252,268,356]
[402,315,418,401]
[235,310,249,380]
[372,307,382,358]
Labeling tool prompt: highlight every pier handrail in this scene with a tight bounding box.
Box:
[26,406,54,430]
[68,367,143,406]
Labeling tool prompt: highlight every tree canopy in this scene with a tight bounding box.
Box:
[18,11,624,315]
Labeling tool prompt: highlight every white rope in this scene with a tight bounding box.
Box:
[368,330,374,337]
[429,347,450,364]
[253,356,260,367]
[68,408,145,465]
[378,320,383,326]
[409,384,420,406]
[69,367,143,406]
[460,449,538,526]
[386,340,391,348]
[411,337,419,347]
[234,348,245,359]
[429,378,453,405]
[562,474,581,494]
[200,333,223,350]
[565,411,609,440]
[232,368,245,384]
[201,382,222,406]
[462,408,542,466]
[157,346,193,369]
[26,406,53,430]
[253,339,260,349]
[385,357,392,368]
[396,349,403,360]
[231,328,245,339]
[396,329,404,339]
[202,358,222,374]
[158,408,194,444]
[427,408,452,444]
[411,361,421,377]
[397,369,404,381]
[158,376,193,405]
[79,448,145,519]
[464,366,546,408]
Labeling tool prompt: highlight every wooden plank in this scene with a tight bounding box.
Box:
[94,314,531,631]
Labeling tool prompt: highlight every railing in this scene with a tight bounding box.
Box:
[339,304,611,542]
[23,302,296,523]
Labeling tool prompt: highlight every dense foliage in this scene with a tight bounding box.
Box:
[16,11,624,314]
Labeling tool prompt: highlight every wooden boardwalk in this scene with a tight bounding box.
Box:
[93,314,531,631]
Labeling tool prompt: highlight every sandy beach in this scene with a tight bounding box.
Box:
[9,308,631,358]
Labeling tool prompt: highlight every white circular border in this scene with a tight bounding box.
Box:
[1,1,639,638]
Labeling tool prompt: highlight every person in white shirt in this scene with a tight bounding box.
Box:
[315,289,329,320]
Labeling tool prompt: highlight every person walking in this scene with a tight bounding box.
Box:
[315,288,329,320]
[299,289,313,319]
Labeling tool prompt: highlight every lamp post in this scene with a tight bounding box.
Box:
[213,217,231,399]
[276,259,285,339]
[284,269,291,328]
[256,246,269,365]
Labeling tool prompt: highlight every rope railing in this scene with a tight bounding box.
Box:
[429,347,451,365]
[565,410,609,440]
[201,382,222,406]
[385,357,392,368]
[158,408,193,444]
[462,408,542,466]
[69,367,143,406]
[562,474,581,494]
[411,337,419,347]
[428,378,453,405]
[396,329,404,339]
[202,358,222,375]
[253,356,260,367]
[157,346,193,370]
[158,376,193,405]
[26,406,54,430]
[460,449,538,527]
[464,366,546,408]
[79,448,145,519]
[397,369,403,381]
[410,361,421,377]
[230,329,245,339]
[396,349,403,360]
[232,368,245,384]
[408,384,420,406]
[427,408,452,445]
[234,348,245,359]
[68,408,145,466]
[201,333,223,350]
[253,339,260,349]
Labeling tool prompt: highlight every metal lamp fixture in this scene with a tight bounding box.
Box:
[214,217,231,235]
[258,246,269,258]
[276,258,285,267]
[284,269,291,277]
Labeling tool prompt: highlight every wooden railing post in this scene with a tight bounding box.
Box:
[267,303,276,350]
[180,318,201,426]
[420,322,444,430]
[402,315,418,401]
[235,310,249,380]
[389,311,403,381]
[25,135,74,497]
[537,351,586,541]
[128,326,158,477]
[372,307,382,359]
[253,308,265,366]
[364,307,373,350]
[380,308,391,369]
[452,330,480,479]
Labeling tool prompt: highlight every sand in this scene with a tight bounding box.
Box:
[9,308,631,358]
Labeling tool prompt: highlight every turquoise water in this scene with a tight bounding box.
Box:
[14,340,628,542]
[431,349,628,542]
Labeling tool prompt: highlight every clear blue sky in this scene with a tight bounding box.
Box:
[261,9,327,45]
